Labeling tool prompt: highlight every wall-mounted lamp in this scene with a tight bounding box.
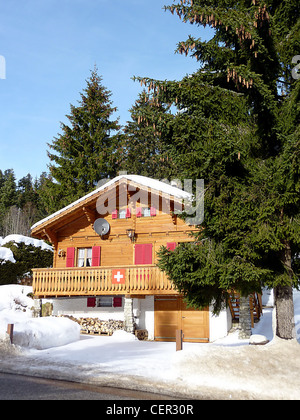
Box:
[126,229,136,242]
[58,249,66,258]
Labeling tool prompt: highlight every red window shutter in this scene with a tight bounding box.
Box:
[135,244,144,265]
[135,244,152,283]
[125,208,131,218]
[167,242,177,251]
[136,207,142,217]
[112,209,118,219]
[150,207,156,216]
[91,246,101,267]
[135,244,153,264]
[143,243,153,264]
[87,297,96,307]
[66,247,75,267]
[113,297,122,308]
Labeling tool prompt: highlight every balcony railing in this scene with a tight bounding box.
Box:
[32,265,178,297]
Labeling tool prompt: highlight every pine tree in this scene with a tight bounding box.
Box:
[148,0,300,339]
[17,174,38,209]
[0,169,18,235]
[46,67,124,210]
[121,90,178,178]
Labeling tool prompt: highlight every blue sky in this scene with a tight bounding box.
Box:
[0,0,212,181]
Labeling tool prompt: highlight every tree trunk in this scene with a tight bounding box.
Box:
[275,239,295,339]
[274,285,295,339]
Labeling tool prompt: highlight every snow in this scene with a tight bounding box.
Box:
[0,284,300,399]
[0,247,16,264]
[0,234,53,251]
[0,285,80,349]
[0,235,52,266]
[31,174,193,231]
[13,317,81,350]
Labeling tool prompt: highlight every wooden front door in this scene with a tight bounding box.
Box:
[154,296,209,343]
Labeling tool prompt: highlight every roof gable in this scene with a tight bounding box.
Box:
[31,174,192,233]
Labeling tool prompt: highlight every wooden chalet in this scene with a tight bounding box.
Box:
[31,174,234,343]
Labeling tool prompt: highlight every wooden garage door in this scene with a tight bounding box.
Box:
[154,296,209,343]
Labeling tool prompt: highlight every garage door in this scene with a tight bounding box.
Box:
[154,296,209,343]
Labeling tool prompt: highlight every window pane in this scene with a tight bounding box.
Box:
[97,297,113,307]
[119,209,126,219]
[77,249,85,267]
[86,248,92,267]
[143,208,151,217]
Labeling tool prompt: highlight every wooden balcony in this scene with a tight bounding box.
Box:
[32,265,178,298]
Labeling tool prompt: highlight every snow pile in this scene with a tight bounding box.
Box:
[0,333,21,356]
[0,247,16,264]
[111,329,138,342]
[13,317,81,350]
[0,285,80,350]
[0,285,33,315]
[171,335,300,399]
[0,234,53,251]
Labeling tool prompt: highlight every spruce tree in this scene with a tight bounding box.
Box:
[46,67,124,210]
[141,0,300,339]
[121,90,178,178]
[0,169,18,235]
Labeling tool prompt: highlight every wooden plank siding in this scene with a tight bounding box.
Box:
[32,265,178,298]
[31,177,198,298]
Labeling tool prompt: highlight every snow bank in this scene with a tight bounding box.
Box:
[13,317,81,350]
[171,335,300,399]
[0,234,53,251]
[111,329,138,342]
[0,285,33,314]
[0,285,80,350]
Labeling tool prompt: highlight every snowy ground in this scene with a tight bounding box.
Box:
[0,284,300,400]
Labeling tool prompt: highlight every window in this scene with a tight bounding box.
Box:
[66,246,100,268]
[119,209,126,219]
[142,207,156,217]
[143,208,151,217]
[113,208,131,219]
[96,297,123,308]
[97,296,113,307]
[77,248,92,267]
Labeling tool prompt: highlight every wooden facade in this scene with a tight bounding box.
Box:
[31,176,196,298]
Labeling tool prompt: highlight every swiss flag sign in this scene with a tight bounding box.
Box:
[112,269,126,284]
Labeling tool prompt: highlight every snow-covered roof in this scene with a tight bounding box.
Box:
[31,174,193,231]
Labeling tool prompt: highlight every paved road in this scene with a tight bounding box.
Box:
[0,372,175,400]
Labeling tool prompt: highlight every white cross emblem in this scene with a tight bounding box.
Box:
[114,271,124,283]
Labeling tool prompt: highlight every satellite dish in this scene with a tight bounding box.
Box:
[93,218,110,236]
